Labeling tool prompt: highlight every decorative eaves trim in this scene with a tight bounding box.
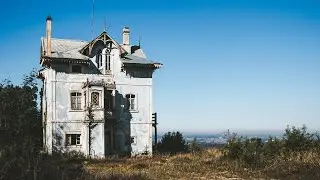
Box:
[123,63,163,69]
[82,79,116,90]
[42,56,90,65]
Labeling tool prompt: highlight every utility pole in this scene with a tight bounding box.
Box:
[152,112,158,150]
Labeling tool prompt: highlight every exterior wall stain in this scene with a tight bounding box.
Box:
[40,40,159,157]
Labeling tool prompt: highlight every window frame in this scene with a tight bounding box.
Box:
[96,49,102,68]
[65,134,81,146]
[91,92,100,107]
[105,49,111,74]
[106,54,111,71]
[125,94,138,112]
[70,92,82,110]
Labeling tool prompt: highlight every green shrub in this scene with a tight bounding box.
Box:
[241,137,264,166]
[224,136,264,167]
[283,125,314,152]
[223,125,320,169]
[189,138,203,154]
[223,136,244,160]
[63,150,87,160]
[157,131,188,155]
[262,136,283,158]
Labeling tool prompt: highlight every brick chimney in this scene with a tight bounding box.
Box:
[46,16,52,56]
[122,27,131,54]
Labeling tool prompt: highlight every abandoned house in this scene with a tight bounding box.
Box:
[38,16,162,157]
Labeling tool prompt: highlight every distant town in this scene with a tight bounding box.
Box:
[154,132,284,148]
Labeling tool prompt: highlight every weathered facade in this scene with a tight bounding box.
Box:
[38,16,162,157]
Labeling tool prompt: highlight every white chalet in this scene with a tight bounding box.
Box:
[38,16,162,157]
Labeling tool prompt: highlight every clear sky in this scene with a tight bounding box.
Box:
[0,0,320,133]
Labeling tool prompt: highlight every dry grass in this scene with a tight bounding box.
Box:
[85,148,320,180]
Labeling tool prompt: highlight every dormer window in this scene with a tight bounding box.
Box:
[96,49,102,68]
[71,65,82,73]
[106,54,111,71]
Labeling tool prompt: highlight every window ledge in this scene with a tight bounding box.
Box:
[66,145,82,148]
[69,109,84,112]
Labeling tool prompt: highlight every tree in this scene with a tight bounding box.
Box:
[157,131,188,155]
[85,104,98,157]
[0,70,42,179]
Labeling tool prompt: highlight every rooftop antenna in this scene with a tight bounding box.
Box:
[91,0,95,40]
[103,16,107,44]
[103,16,106,32]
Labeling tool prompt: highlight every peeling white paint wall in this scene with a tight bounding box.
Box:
[42,46,154,157]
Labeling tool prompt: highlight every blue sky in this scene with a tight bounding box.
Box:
[0,0,320,133]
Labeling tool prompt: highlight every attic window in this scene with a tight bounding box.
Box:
[105,53,111,71]
[96,50,102,68]
[71,65,82,73]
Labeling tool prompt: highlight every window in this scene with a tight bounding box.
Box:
[105,52,111,71]
[125,94,136,111]
[71,65,82,73]
[66,134,81,146]
[91,92,99,106]
[71,92,82,110]
[96,50,102,68]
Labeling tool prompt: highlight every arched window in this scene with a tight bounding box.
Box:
[96,49,102,68]
[105,49,111,72]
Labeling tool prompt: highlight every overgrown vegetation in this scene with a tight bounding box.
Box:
[223,125,320,167]
[221,125,320,179]
[87,127,320,179]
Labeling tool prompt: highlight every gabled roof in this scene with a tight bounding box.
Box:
[79,31,127,56]
[40,31,163,69]
[41,37,89,60]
